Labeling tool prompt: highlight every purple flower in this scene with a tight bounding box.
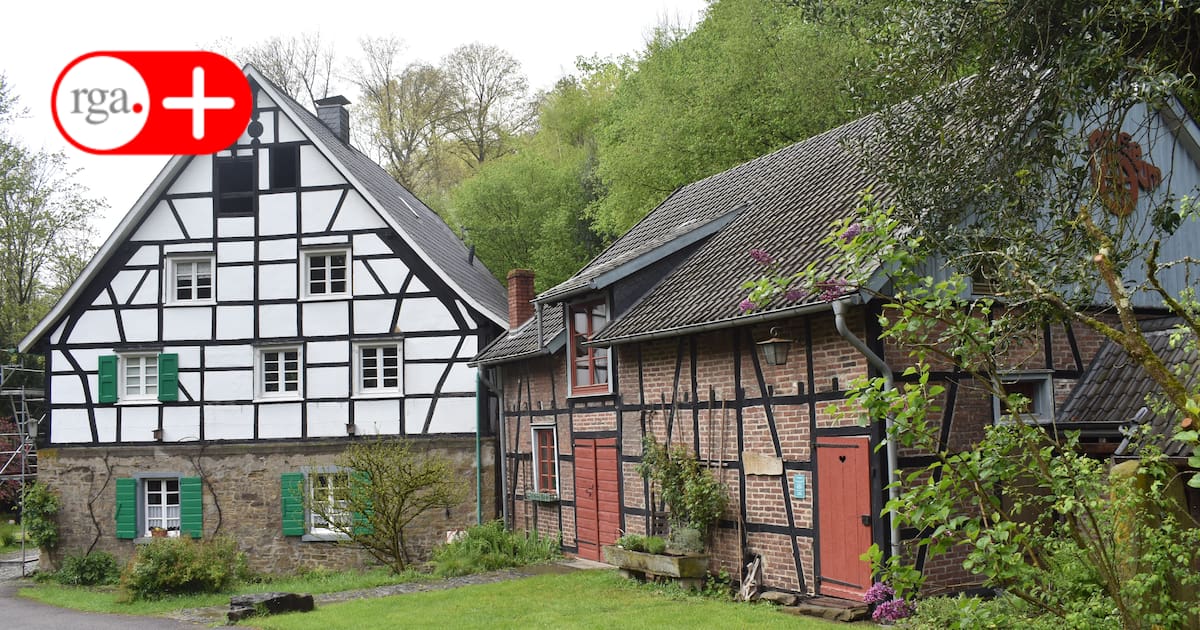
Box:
[738,298,755,312]
[749,249,773,265]
[863,581,895,605]
[841,222,863,243]
[784,288,808,302]
[872,598,913,623]
[817,278,851,302]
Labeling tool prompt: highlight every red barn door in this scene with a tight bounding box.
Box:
[574,437,620,561]
[816,436,873,599]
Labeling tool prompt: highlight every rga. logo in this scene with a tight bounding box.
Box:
[52,51,252,155]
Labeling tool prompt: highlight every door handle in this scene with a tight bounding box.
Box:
[861,515,871,527]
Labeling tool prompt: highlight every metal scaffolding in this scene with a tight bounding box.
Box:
[1,363,43,577]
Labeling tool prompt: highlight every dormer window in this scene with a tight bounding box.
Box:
[216,155,255,214]
[569,300,610,396]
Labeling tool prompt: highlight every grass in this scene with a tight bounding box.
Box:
[20,567,429,616]
[0,516,23,553]
[245,570,854,630]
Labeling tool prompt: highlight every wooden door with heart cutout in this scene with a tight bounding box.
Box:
[815,435,872,599]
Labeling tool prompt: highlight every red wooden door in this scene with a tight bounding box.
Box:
[816,436,873,599]
[574,437,620,561]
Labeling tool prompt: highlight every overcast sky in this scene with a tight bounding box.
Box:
[2,0,707,240]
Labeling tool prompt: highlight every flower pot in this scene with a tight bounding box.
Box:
[150,528,167,538]
[602,545,708,579]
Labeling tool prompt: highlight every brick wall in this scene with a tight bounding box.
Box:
[38,436,495,574]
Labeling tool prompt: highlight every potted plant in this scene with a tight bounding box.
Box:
[149,526,168,538]
[634,434,727,553]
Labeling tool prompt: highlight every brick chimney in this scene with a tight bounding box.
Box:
[314,95,351,144]
[507,269,535,330]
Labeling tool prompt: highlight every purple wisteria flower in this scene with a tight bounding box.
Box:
[816,277,850,302]
[863,581,895,605]
[784,288,808,302]
[749,248,774,265]
[872,598,913,623]
[841,222,863,243]
[738,298,755,312]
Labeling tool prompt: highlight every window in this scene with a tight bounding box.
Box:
[216,155,255,214]
[309,471,351,536]
[144,478,180,534]
[532,426,558,495]
[258,347,302,398]
[355,342,402,395]
[99,354,179,404]
[568,300,610,395]
[270,145,299,189]
[993,372,1055,424]
[304,249,350,298]
[281,470,368,541]
[114,476,202,540]
[122,354,158,400]
[167,257,213,303]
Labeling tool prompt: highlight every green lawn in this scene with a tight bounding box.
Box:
[19,567,429,616]
[0,516,23,553]
[245,571,851,630]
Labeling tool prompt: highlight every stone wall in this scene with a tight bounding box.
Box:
[38,436,496,574]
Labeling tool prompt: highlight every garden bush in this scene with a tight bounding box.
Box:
[120,536,246,600]
[56,551,120,586]
[615,534,646,551]
[432,520,558,577]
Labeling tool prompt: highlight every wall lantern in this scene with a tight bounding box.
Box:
[757,327,794,366]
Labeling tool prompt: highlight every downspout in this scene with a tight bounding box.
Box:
[832,299,901,561]
[475,373,484,525]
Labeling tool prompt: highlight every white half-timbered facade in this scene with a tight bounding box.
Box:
[20,66,506,571]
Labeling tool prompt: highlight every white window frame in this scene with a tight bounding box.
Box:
[567,298,612,397]
[302,467,352,542]
[256,346,303,400]
[142,477,181,536]
[531,425,560,496]
[354,340,404,397]
[120,353,159,402]
[302,248,352,300]
[165,256,215,305]
[992,371,1055,424]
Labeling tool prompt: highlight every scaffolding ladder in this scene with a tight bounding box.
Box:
[0,364,44,577]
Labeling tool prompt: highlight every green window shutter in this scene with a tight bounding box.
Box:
[351,471,374,536]
[98,355,118,404]
[281,473,306,536]
[157,353,179,402]
[179,477,202,539]
[115,478,137,539]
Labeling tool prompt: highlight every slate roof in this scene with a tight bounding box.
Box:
[261,71,508,326]
[1058,318,1198,458]
[594,115,886,344]
[471,304,566,366]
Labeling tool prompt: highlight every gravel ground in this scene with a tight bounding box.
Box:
[0,549,38,581]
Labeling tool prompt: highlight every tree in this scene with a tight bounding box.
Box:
[0,77,101,350]
[304,439,466,573]
[354,37,457,192]
[590,0,881,236]
[226,33,338,109]
[441,43,535,167]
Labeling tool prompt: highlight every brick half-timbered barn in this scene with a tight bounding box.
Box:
[20,65,506,572]
[472,100,1200,599]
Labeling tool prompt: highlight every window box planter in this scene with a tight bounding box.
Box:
[525,491,559,503]
[602,545,709,591]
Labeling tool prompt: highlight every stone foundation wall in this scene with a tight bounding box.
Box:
[37,436,496,574]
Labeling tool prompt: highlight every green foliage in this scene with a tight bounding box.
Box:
[700,569,735,600]
[636,435,727,539]
[907,594,1065,630]
[21,481,58,549]
[54,551,120,586]
[120,536,246,600]
[644,536,667,555]
[306,438,467,574]
[615,533,645,551]
[590,0,882,236]
[430,520,559,577]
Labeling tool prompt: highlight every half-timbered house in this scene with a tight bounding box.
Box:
[473,101,1200,600]
[20,66,506,572]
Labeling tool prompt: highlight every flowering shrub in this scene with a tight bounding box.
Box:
[864,581,895,604]
[874,597,913,623]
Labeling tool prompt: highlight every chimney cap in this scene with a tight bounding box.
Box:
[315,95,351,107]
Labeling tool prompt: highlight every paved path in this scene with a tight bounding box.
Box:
[0,579,204,629]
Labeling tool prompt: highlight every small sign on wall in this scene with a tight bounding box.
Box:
[793,473,806,499]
